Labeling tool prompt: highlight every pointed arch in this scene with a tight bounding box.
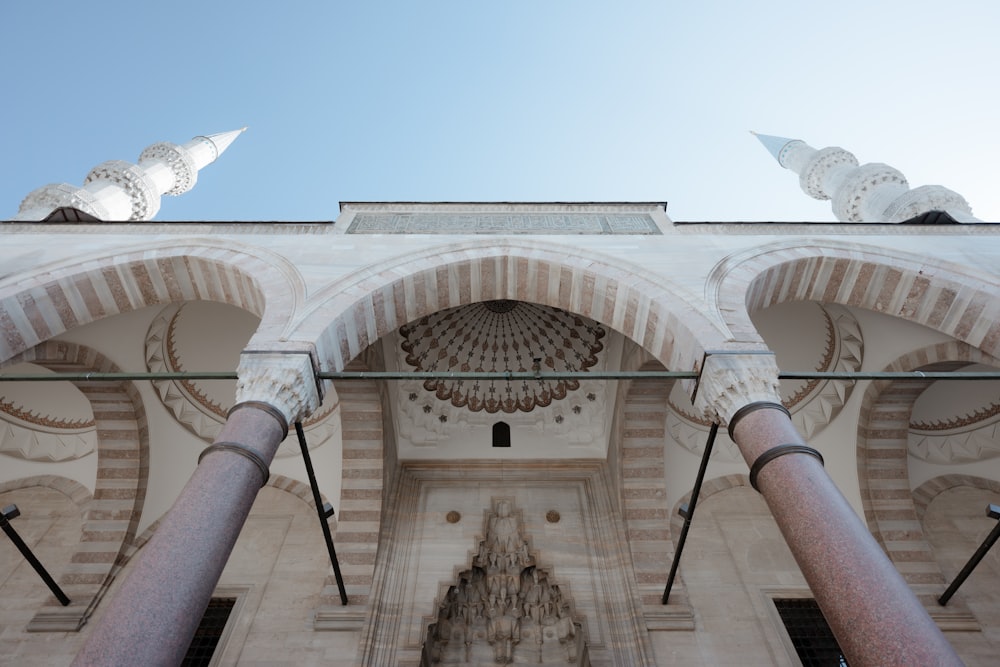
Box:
[709,240,1000,356]
[10,341,149,631]
[0,240,303,365]
[289,240,729,376]
[852,342,997,629]
[0,475,91,506]
[912,475,1000,522]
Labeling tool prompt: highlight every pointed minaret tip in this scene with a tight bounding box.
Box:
[200,128,246,162]
[752,132,802,168]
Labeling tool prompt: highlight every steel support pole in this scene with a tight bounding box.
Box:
[939,504,1000,605]
[662,422,718,604]
[294,422,348,605]
[0,506,71,606]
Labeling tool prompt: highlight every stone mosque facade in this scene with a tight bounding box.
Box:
[1,131,1000,666]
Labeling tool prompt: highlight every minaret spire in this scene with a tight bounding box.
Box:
[753,131,978,223]
[13,128,247,221]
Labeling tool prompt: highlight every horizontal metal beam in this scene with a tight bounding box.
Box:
[2,370,1000,382]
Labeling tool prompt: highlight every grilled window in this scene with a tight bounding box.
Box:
[773,598,848,666]
[182,596,238,666]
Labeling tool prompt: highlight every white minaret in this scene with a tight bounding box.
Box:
[13,129,246,221]
[753,132,978,223]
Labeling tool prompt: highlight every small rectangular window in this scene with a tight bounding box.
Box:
[773,598,848,666]
[182,596,238,667]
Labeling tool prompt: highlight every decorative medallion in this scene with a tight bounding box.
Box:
[446,511,462,524]
[423,498,585,665]
[145,303,339,457]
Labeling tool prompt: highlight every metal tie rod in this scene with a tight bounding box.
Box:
[3,370,1000,382]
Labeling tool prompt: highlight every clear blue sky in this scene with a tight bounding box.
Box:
[2,1,998,222]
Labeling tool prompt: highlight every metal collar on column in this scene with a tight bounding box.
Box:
[727,401,789,440]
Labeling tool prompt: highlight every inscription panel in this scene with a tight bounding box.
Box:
[346,213,661,234]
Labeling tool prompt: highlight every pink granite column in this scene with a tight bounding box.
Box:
[73,401,288,666]
[730,402,960,666]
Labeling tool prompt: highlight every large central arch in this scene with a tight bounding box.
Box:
[290,240,732,376]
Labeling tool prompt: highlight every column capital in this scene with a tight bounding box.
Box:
[235,346,324,426]
[691,351,781,425]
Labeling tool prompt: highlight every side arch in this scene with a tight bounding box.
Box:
[709,240,1000,356]
[913,474,1000,522]
[0,475,92,506]
[11,341,150,632]
[854,342,995,628]
[856,341,998,554]
[121,473,335,567]
[669,473,751,545]
[0,240,303,365]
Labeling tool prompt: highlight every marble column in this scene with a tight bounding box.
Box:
[694,352,961,667]
[73,350,323,667]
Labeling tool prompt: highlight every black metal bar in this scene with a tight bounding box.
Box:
[0,505,71,606]
[663,422,719,604]
[938,504,1000,605]
[294,422,348,606]
[3,370,1000,383]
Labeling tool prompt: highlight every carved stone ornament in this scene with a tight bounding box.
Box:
[884,184,974,223]
[422,499,586,665]
[17,183,109,220]
[909,386,1000,463]
[691,352,781,426]
[669,305,862,460]
[0,399,96,461]
[799,146,859,200]
[395,300,609,445]
[236,349,324,426]
[84,160,160,220]
[832,162,908,222]
[145,305,336,457]
[138,142,198,195]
